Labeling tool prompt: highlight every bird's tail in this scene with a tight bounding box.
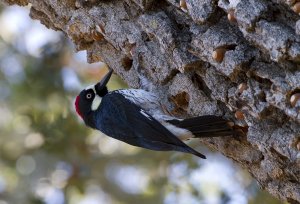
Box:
[167,115,234,138]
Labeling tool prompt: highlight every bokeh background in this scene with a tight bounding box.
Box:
[0,5,284,204]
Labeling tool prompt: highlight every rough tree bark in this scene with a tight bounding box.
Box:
[1,0,300,203]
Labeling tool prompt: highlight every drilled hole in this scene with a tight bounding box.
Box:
[121,57,133,71]
[290,88,300,95]
[257,91,267,102]
[170,92,190,110]
[269,147,288,161]
[191,74,212,97]
[223,44,237,50]
[288,179,298,184]
[287,198,299,204]
[248,72,273,88]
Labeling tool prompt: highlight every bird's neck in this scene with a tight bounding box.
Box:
[85,112,96,129]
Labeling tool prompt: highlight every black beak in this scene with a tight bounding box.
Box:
[95,69,113,93]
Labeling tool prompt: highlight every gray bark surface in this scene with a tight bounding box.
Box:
[2,0,300,202]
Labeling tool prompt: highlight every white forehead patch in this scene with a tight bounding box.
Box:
[85,85,96,92]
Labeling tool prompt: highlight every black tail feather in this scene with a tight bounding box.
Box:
[167,115,234,138]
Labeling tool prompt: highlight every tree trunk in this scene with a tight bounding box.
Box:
[2,0,300,202]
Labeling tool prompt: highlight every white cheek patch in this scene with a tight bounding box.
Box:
[91,95,102,111]
[84,85,101,111]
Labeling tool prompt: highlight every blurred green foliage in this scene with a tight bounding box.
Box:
[0,6,284,204]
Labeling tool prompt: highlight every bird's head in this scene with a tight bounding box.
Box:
[75,69,113,125]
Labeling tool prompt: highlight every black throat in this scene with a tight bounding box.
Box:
[95,86,108,97]
[85,112,97,129]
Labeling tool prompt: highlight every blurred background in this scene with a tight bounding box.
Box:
[0,4,284,204]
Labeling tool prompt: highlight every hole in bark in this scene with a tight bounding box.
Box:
[268,106,290,124]
[170,92,190,110]
[269,147,289,162]
[141,31,150,41]
[259,106,274,118]
[177,24,185,30]
[223,44,237,50]
[249,73,273,88]
[235,125,249,134]
[288,179,298,184]
[161,69,180,85]
[177,23,189,32]
[257,91,267,102]
[290,88,300,95]
[191,73,212,98]
[214,44,237,54]
[121,57,133,71]
[146,33,155,41]
[234,100,247,110]
[287,198,299,204]
[271,84,278,92]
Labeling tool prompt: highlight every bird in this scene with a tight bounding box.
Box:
[74,69,234,159]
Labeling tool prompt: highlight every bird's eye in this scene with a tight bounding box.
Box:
[86,93,93,99]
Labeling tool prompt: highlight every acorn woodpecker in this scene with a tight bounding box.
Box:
[75,69,234,159]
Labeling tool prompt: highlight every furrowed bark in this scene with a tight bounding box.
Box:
[1,0,299,202]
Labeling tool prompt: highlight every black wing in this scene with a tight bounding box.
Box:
[94,92,206,158]
[167,116,234,137]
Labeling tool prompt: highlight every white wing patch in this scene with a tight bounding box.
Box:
[161,121,195,141]
[140,109,152,120]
